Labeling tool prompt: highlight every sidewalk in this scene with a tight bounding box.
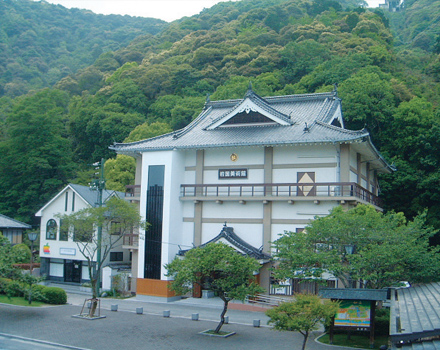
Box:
[57,282,272,327]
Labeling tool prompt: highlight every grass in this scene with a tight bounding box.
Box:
[0,294,47,307]
[318,333,389,349]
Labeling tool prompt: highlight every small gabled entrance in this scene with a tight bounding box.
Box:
[64,260,82,283]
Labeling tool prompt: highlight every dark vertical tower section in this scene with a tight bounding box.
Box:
[144,165,165,279]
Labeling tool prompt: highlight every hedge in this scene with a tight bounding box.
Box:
[42,287,67,305]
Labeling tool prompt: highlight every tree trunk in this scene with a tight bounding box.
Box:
[301,331,309,350]
[89,271,98,317]
[214,297,229,333]
[89,298,98,318]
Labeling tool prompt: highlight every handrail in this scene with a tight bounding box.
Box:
[246,293,293,307]
[125,185,141,198]
[180,182,381,206]
[122,233,139,247]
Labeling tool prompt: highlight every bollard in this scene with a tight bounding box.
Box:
[192,313,199,321]
[163,310,170,317]
[136,307,143,315]
[111,304,118,312]
[224,316,229,324]
[253,319,260,327]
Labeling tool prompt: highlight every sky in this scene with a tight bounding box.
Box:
[41,0,384,22]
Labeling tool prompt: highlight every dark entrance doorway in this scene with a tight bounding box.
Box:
[64,260,81,283]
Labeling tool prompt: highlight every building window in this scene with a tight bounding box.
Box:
[46,219,57,240]
[72,192,75,212]
[59,219,68,241]
[110,221,122,235]
[110,252,123,262]
[65,192,69,211]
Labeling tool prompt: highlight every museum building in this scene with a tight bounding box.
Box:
[110,86,394,300]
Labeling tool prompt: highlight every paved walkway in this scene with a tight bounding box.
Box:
[0,283,351,350]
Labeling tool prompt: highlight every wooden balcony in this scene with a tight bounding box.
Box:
[122,233,139,250]
[180,182,382,207]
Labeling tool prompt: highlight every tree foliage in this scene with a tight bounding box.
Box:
[272,205,440,289]
[266,294,340,350]
[0,89,75,223]
[166,242,264,333]
[1,0,440,236]
[0,0,167,97]
[58,197,146,313]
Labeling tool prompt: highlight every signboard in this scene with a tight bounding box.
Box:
[60,248,76,256]
[219,169,248,179]
[334,300,371,328]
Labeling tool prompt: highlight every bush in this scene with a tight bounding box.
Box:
[375,308,390,336]
[0,278,12,294]
[42,287,67,304]
[24,284,47,303]
[11,244,31,263]
[5,280,23,297]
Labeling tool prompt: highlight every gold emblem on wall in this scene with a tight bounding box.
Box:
[230,153,238,162]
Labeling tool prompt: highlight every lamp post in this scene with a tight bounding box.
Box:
[27,232,38,305]
[344,244,356,288]
[344,244,355,256]
[28,232,38,275]
[90,158,105,298]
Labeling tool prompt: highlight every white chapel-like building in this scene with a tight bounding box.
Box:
[111,86,394,299]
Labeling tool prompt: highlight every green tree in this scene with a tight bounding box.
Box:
[0,89,75,223]
[58,197,146,316]
[0,234,21,279]
[124,121,172,143]
[165,242,265,333]
[338,67,396,139]
[266,294,340,350]
[272,205,440,289]
[104,155,136,192]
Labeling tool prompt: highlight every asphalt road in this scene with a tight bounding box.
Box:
[0,293,350,350]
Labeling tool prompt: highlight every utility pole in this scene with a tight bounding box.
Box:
[90,158,105,297]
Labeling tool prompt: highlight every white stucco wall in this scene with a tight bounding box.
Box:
[37,187,91,262]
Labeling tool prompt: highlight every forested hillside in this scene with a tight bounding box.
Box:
[0,0,167,97]
[1,0,440,238]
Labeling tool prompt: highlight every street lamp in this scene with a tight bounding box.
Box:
[344,244,355,256]
[27,232,39,305]
[343,244,356,288]
[28,232,38,275]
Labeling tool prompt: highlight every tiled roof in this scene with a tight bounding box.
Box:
[111,91,364,152]
[319,288,388,301]
[179,225,272,261]
[36,184,126,216]
[69,184,125,208]
[111,89,393,173]
[393,340,440,350]
[390,283,440,344]
[0,214,31,229]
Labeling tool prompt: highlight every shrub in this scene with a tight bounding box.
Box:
[5,280,23,297]
[42,287,67,305]
[0,278,12,294]
[24,284,47,303]
[11,244,31,263]
[375,308,390,336]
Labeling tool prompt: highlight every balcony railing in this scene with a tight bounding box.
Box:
[125,185,141,199]
[180,182,381,207]
[122,234,139,248]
